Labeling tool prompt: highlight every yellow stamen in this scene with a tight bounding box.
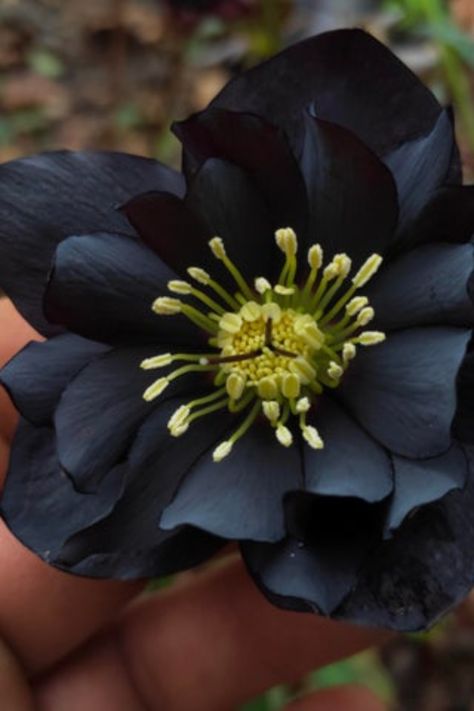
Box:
[262,400,280,422]
[355,331,386,346]
[352,253,383,288]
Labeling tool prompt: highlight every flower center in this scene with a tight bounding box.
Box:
[141,228,385,462]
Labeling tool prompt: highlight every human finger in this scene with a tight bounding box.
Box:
[284,685,385,710]
[35,556,390,711]
[0,299,40,447]
[0,635,35,710]
[0,300,144,675]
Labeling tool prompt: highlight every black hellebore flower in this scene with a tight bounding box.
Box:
[1,29,474,632]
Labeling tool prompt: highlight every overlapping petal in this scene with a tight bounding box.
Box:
[338,328,471,458]
[0,151,183,335]
[0,334,108,425]
[44,232,203,346]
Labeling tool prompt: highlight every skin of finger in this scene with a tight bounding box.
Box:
[35,556,390,711]
[0,299,40,448]
[0,299,144,674]
[284,685,386,711]
[0,636,35,711]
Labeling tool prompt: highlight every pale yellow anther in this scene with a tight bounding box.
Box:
[213,440,233,462]
[334,253,352,278]
[262,302,282,323]
[140,353,173,369]
[276,424,293,447]
[346,296,369,316]
[170,422,189,437]
[262,400,280,422]
[281,373,301,399]
[356,307,375,327]
[342,342,357,363]
[274,285,295,296]
[167,405,190,431]
[302,425,324,450]
[219,312,243,334]
[308,244,323,269]
[294,315,324,349]
[289,356,316,384]
[152,296,182,315]
[352,253,383,288]
[209,236,226,259]
[275,227,297,257]
[187,267,210,285]
[323,259,340,281]
[357,331,386,346]
[257,376,279,400]
[255,277,272,294]
[240,301,262,322]
[143,377,169,401]
[168,280,192,295]
[327,361,343,380]
[226,372,246,400]
[296,397,310,414]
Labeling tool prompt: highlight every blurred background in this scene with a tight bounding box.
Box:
[1,0,474,708]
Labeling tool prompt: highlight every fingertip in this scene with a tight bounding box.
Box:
[0,298,41,444]
[284,685,386,711]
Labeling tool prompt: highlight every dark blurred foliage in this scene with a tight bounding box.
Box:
[1,1,474,709]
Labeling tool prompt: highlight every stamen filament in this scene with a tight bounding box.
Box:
[209,237,254,301]
[188,287,226,316]
[207,278,240,310]
[181,304,219,334]
[187,397,229,424]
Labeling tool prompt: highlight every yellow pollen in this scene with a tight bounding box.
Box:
[219,312,243,334]
[209,236,226,259]
[255,277,272,294]
[302,425,324,450]
[275,227,298,257]
[213,440,233,462]
[276,425,293,447]
[152,297,181,315]
[168,280,192,295]
[352,253,383,288]
[262,400,280,422]
[308,244,323,269]
[187,267,210,285]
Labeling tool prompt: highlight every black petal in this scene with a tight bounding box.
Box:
[368,242,474,331]
[454,346,474,444]
[44,232,203,346]
[384,110,454,242]
[300,115,398,261]
[60,527,224,579]
[0,151,183,335]
[173,109,309,241]
[338,327,471,458]
[335,446,474,631]
[386,444,467,534]
[410,186,474,246]
[305,397,393,503]
[210,29,442,158]
[1,420,126,564]
[56,397,232,577]
[242,496,381,615]
[54,344,195,492]
[121,191,220,283]
[0,334,108,425]
[186,158,279,283]
[160,419,302,542]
